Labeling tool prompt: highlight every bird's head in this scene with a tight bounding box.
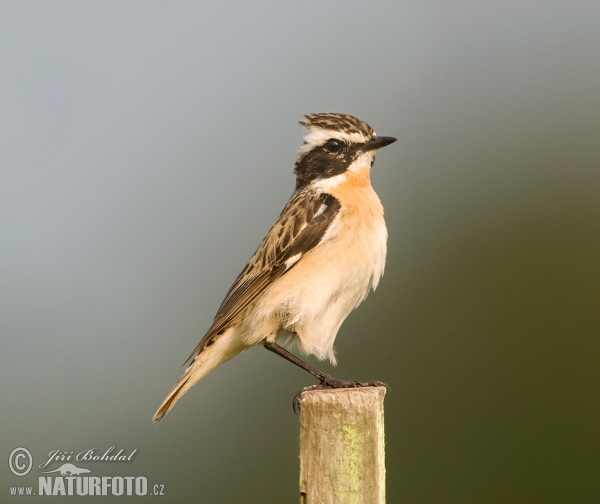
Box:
[294,113,396,190]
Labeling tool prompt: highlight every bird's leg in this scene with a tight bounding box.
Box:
[264,341,332,382]
[263,341,389,412]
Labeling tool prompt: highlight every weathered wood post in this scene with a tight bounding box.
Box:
[298,387,386,504]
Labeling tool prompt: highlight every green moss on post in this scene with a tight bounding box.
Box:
[299,387,386,504]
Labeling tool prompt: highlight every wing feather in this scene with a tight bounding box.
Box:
[186,189,340,362]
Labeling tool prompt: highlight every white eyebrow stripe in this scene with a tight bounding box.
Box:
[296,129,369,159]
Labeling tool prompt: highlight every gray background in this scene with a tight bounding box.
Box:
[2,1,599,502]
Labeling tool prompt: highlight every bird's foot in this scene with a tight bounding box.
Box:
[292,379,389,413]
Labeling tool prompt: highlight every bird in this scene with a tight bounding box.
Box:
[153,113,396,423]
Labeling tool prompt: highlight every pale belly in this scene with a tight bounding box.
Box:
[242,206,387,364]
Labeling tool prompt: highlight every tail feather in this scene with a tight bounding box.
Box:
[152,327,245,423]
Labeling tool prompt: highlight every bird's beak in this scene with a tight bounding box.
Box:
[360,136,397,152]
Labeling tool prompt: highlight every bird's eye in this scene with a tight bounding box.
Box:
[323,139,343,154]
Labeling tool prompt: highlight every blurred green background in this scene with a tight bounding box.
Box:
[2,1,599,502]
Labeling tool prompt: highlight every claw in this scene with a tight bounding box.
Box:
[293,383,326,413]
[369,380,391,392]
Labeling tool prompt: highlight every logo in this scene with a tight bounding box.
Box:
[7,446,165,497]
[8,447,32,476]
[42,463,91,476]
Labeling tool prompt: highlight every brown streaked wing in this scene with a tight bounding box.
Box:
[185,189,341,362]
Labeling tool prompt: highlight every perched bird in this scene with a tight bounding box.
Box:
[153,113,396,423]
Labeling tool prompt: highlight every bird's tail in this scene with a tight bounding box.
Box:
[152,326,245,423]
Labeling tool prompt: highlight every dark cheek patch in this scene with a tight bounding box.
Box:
[294,149,357,189]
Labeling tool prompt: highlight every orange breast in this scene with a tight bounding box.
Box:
[327,166,384,223]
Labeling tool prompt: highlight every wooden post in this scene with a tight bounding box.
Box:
[298,387,386,504]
